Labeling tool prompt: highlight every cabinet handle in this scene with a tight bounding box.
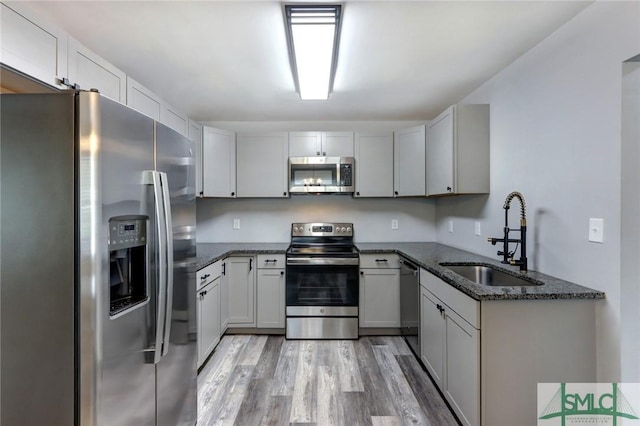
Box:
[280,271,284,276]
[199,191,204,196]
[283,192,287,196]
[360,271,364,275]
[446,186,452,192]
[375,259,388,263]
[200,273,210,280]
[231,192,235,196]
[356,191,360,196]
[249,258,253,271]
[200,290,207,298]
[222,263,226,276]
[394,191,399,196]
[265,259,278,263]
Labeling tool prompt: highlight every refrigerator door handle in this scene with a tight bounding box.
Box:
[159,171,174,357]
[144,170,168,365]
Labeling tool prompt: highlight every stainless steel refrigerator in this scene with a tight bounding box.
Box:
[0,91,197,425]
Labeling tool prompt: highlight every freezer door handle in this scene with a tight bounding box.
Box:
[159,171,174,357]
[145,170,168,365]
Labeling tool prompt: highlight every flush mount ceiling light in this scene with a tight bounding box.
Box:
[284,4,343,100]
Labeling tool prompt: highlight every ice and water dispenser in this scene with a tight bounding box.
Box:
[108,215,149,317]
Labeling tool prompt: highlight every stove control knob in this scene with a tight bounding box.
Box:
[341,227,347,233]
[335,227,341,233]
[293,226,299,233]
[346,227,351,233]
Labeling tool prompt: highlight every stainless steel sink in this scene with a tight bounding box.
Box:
[440,263,543,287]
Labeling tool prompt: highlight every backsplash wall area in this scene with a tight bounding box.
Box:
[197,196,436,243]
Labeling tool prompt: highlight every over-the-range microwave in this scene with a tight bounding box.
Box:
[288,156,354,194]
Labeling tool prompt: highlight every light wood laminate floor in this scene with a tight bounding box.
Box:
[197,335,460,425]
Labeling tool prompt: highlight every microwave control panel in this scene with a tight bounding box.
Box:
[340,163,353,186]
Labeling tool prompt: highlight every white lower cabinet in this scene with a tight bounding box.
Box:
[256,255,285,328]
[196,260,223,368]
[227,256,256,326]
[359,253,400,328]
[420,269,479,426]
[197,277,220,368]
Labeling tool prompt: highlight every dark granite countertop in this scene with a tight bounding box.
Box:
[357,242,605,301]
[196,243,289,269]
[196,242,604,302]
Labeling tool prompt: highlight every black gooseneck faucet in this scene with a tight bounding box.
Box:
[488,191,528,271]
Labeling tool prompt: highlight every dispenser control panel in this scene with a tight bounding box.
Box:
[108,215,148,250]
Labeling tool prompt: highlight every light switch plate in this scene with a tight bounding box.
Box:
[475,221,481,236]
[588,218,604,243]
[448,220,454,233]
[233,218,240,230]
[391,219,399,230]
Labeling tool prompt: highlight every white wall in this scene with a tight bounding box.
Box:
[197,196,436,243]
[435,2,640,381]
[621,59,640,381]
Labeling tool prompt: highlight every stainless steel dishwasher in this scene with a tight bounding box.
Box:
[400,259,420,358]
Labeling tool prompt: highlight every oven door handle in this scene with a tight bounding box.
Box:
[286,257,359,266]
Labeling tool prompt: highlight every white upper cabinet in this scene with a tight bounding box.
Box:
[354,131,394,197]
[426,104,490,196]
[126,76,162,120]
[393,125,426,197]
[289,131,354,157]
[188,120,203,197]
[202,126,236,198]
[67,37,126,102]
[236,132,289,198]
[161,103,189,137]
[0,2,67,89]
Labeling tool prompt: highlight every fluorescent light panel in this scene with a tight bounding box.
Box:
[285,5,342,100]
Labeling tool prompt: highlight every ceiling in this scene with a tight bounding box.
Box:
[22,1,591,122]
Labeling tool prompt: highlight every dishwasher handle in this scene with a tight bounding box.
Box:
[400,259,418,271]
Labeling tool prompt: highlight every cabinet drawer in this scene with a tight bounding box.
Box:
[257,254,286,269]
[197,260,222,289]
[359,253,400,269]
[420,268,479,329]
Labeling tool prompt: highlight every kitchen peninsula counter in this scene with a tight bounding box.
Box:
[357,242,605,301]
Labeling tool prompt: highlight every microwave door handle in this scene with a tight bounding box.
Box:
[144,171,167,365]
[159,172,173,357]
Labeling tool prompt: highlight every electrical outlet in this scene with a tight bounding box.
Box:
[448,220,454,233]
[233,218,240,230]
[475,221,481,236]
[588,218,604,243]
[391,219,399,230]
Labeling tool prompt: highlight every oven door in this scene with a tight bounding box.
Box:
[285,259,359,310]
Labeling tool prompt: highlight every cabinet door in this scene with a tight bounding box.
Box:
[188,120,203,197]
[197,279,220,368]
[67,37,126,102]
[394,125,426,196]
[322,132,354,157]
[359,269,400,327]
[220,260,229,332]
[236,132,288,198]
[445,309,480,426]
[202,126,236,198]
[126,76,162,120]
[420,287,444,387]
[354,132,394,197]
[227,257,255,326]
[427,106,455,196]
[257,269,285,328]
[289,131,321,157]
[162,103,188,137]
[0,3,67,89]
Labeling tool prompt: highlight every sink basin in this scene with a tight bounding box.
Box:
[440,263,543,287]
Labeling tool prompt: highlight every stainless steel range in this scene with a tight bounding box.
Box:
[285,222,359,339]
